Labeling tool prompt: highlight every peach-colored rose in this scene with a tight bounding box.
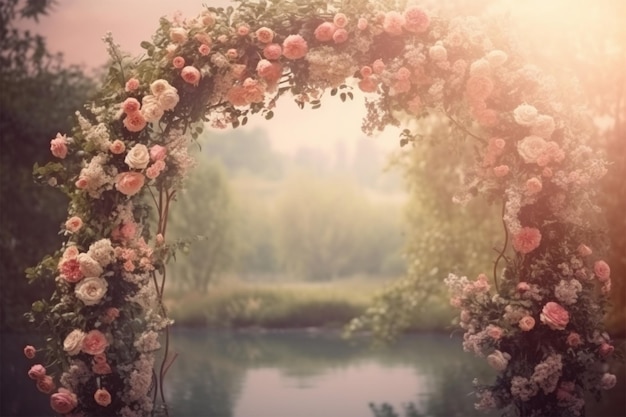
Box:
[263,43,282,60]
[198,44,211,56]
[24,345,36,359]
[466,76,494,103]
[75,177,88,189]
[383,11,405,36]
[487,325,503,340]
[594,260,610,282]
[63,329,85,356]
[282,35,308,60]
[65,216,83,233]
[512,227,542,254]
[333,13,348,28]
[125,144,150,170]
[517,135,548,164]
[124,77,139,92]
[493,165,509,177]
[513,104,539,126]
[50,133,68,159]
[157,88,179,111]
[429,44,447,61]
[333,28,348,44]
[237,24,250,36]
[577,244,592,257]
[540,301,569,330]
[101,307,120,324]
[567,332,582,347]
[519,315,536,331]
[36,375,56,394]
[201,12,216,27]
[122,111,147,132]
[181,66,201,86]
[121,97,141,114]
[109,139,126,154]
[92,361,112,375]
[169,27,187,43]
[94,388,112,406]
[150,79,172,96]
[28,364,46,380]
[172,56,185,69]
[403,6,430,33]
[75,277,108,306]
[357,17,368,30]
[82,330,109,355]
[599,343,614,357]
[255,27,274,43]
[115,172,145,196]
[358,76,378,93]
[525,177,542,195]
[50,388,78,414]
[146,160,166,179]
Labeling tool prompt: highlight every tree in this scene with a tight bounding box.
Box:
[0,0,95,331]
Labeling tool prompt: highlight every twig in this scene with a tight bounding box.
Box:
[492,200,509,292]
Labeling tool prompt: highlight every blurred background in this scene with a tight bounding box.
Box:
[1,0,624,416]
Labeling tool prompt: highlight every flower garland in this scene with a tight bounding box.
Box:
[24,1,617,416]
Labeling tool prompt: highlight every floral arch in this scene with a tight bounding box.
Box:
[23,1,617,416]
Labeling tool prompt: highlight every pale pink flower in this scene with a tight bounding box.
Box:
[150,145,167,161]
[150,79,172,96]
[513,104,539,126]
[121,97,141,114]
[50,389,78,414]
[383,11,405,35]
[201,12,216,27]
[594,260,610,282]
[540,302,569,330]
[282,35,308,60]
[109,140,126,154]
[23,345,36,359]
[395,67,411,81]
[101,307,120,324]
[466,76,493,103]
[226,86,248,107]
[600,373,616,390]
[360,66,373,77]
[517,135,547,164]
[172,56,185,69]
[257,59,282,83]
[65,216,83,233]
[372,59,385,74]
[169,27,187,43]
[146,160,166,179]
[577,244,592,257]
[158,88,179,111]
[263,43,282,60]
[194,32,212,45]
[125,143,150,170]
[486,50,508,67]
[487,325,503,340]
[123,112,147,132]
[474,108,498,127]
[36,375,55,394]
[519,315,536,331]
[50,133,68,159]
[333,13,348,28]
[429,44,447,61]
[82,330,109,355]
[357,17,368,30]
[517,282,530,292]
[358,76,378,93]
[94,388,112,406]
[493,165,509,177]
[333,28,348,44]
[181,66,201,86]
[255,27,274,43]
[391,79,411,95]
[237,24,250,37]
[226,48,238,60]
[403,6,430,33]
[217,34,228,43]
[512,227,542,254]
[115,172,145,196]
[314,22,336,42]
[28,364,46,380]
[92,361,112,375]
[487,350,510,371]
[567,332,582,347]
[531,114,556,139]
[525,177,542,195]
[242,77,266,103]
[599,343,614,357]
[124,77,139,92]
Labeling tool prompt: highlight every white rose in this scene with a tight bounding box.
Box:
[63,329,85,356]
[150,79,173,96]
[88,239,114,267]
[428,44,447,62]
[75,277,108,306]
[517,135,547,164]
[531,114,556,139]
[169,27,188,44]
[158,87,180,111]
[513,104,539,126]
[486,50,508,67]
[141,96,164,122]
[125,144,150,169]
[77,253,103,277]
[487,350,511,371]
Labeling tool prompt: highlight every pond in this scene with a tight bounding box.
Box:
[2,330,624,417]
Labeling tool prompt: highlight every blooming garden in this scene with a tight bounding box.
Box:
[22,0,619,416]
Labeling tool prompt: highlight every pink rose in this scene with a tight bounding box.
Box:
[123,111,147,132]
[226,48,238,60]
[282,35,308,60]
[600,373,617,390]
[149,145,167,161]
[333,13,348,28]
[65,216,83,233]
[181,66,201,86]
[255,27,274,43]
[94,388,112,406]
[518,315,536,331]
[50,388,78,414]
[109,139,126,154]
[198,44,211,56]
[594,260,610,282]
[115,172,145,196]
[101,307,120,324]
[372,59,385,74]
[517,135,547,164]
[237,24,250,36]
[93,361,112,375]
[512,227,542,254]
[58,258,84,283]
[358,76,378,93]
[516,282,530,292]
[540,302,569,330]
[36,375,56,394]
[577,244,592,257]
[333,28,348,44]
[50,133,68,159]
[599,343,614,357]
[465,76,494,103]
[28,364,46,380]
[383,11,405,35]
[146,160,166,179]
[525,177,542,195]
[75,177,88,189]
[493,165,509,177]
[172,56,185,69]
[82,330,109,355]
[357,17,368,30]
[23,345,36,359]
[124,77,139,92]
[567,332,582,347]
[403,6,430,33]
[487,325,503,340]
[263,43,282,60]
[121,97,140,114]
